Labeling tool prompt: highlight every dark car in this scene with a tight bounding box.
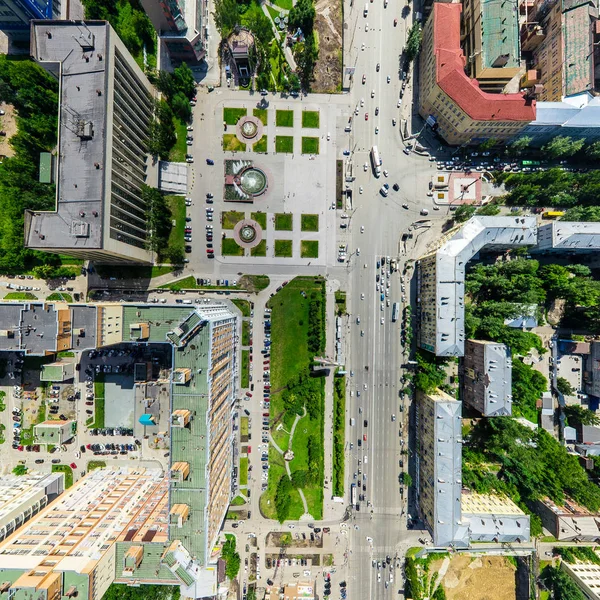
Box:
[393,183,400,191]
[206,158,214,165]
[35,459,44,464]
[185,245,192,253]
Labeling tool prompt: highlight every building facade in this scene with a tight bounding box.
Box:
[417,390,466,547]
[535,221,600,254]
[140,0,206,64]
[0,472,64,543]
[0,300,239,597]
[417,216,537,357]
[418,2,535,146]
[537,496,600,541]
[463,340,512,416]
[25,21,159,264]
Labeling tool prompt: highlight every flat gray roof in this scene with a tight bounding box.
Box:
[71,306,97,350]
[26,21,109,252]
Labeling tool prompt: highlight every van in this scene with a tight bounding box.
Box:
[364,3,368,15]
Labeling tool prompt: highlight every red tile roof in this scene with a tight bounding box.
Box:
[433,3,536,122]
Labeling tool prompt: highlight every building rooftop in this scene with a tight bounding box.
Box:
[480,0,520,71]
[462,491,525,515]
[541,221,600,251]
[27,21,110,253]
[563,0,597,97]
[433,3,535,122]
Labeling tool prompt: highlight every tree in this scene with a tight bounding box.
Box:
[476,203,501,216]
[586,141,600,159]
[291,469,309,488]
[12,465,27,476]
[402,473,413,487]
[556,377,575,396]
[213,0,240,37]
[244,10,273,45]
[479,138,498,151]
[564,404,600,427]
[452,204,476,223]
[562,206,600,222]
[414,351,447,394]
[542,566,586,600]
[542,135,585,159]
[142,185,172,255]
[274,475,293,522]
[507,135,532,155]
[222,536,240,579]
[172,63,197,99]
[512,358,547,422]
[171,91,192,122]
[405,23,422,61]
[289,0,316,34]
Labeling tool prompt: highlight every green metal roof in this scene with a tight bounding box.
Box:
[481,0,520,70]
[39,153,52,184]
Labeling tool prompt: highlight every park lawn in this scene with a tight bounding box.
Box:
[275,136,294,153]
[266,3,281,21]
[301,137,319,155]
[232,299,251,317]
[241,350,250,387]
[5,292,37,300]
[224,107,248,125]
[276,110,294,127]
[231,494,247,506]
[93,377,105,428]
[274,239,292,257]
[253,136,268,153]
[240,274,270,291]
[275,213,293,230]
[241,416,249,437]
[301,214,319,232]
[46,293,73,303]
[302,110,320,128]
[301,240,319,258]
[169,118,188,162]
[222,211,246,229]
[164,195,186,260]
[273,0,293,9]
[159,275,198,291]
[251,240,267,257]
[222,238,244,256]
[242,321,251,346]
[260,448,305,521]
[251,211,267,229]
[52,465,73,488]
[253,108,268,125]
[87,461,106,471]
[152,266,176,277]
[223,134,247,152]
[239,456,249,486]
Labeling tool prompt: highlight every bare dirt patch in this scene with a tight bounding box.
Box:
[312,0,343,93]
[547,298,565,326]
[0,103,18,159]
[433,555,516,600]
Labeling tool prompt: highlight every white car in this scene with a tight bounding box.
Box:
[375,126,379,134]
[364,162,368,171]
[371,89,375,98]
[360,225,365,233]
[365,23,369,31]
[361,293,365,300]
[383,169,389,177]
[359,186,364,194]
[380,317,384,324]
[360,98,365,107]
[387,75,391,83]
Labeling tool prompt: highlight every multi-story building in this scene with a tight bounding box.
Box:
[537,496,600,541]
[560,559,600,599]
[520,0,599,103]
[0,0,83,41]
[25,21,158,264]
[463,340,512,416]
[535,221,600,254]
[462,0,521,92]
[416,389,466,547]
[0,300,238,596]
[141,0,206,65]
[586,341,600,400]
[0,472,64,543]
[418,2,536,146]
[417,216,537,357]
[417,390,531,546]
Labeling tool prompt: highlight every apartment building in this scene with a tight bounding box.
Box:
[463,340,512,416]
[462,0,521,92]
[535,221,600,254]
[417,390,466,547]
[520,0,599,103]
[417,216,537,357]
[537,496,600,541]
[0,473,64,543]
[561,559,600,599]
[0,300,238,596]
[25,21,158,264]
[418,2,535,146]
[141,0,206,64]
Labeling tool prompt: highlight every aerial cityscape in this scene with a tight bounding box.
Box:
[2,0,600,598]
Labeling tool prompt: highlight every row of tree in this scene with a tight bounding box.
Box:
[307,291,325,354]
[508,134,600,160]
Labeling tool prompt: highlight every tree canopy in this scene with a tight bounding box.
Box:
[542,135,585,159]
[564,404,600,427]
[405,23,422,61]
[222,536,241,579]
[289,0,316,34]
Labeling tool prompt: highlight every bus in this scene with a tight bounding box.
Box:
[370,146,382,178]
[542,211,565,219]
[392,302,400,322]
[522,160,541,166]
[350,483,357,507]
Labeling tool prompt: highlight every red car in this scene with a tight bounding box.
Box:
[70,463,77,469]
[246,392,252,397]
[363,434,367,441]
[17,445,23,451]
[365,113,369,120]
[86,444,92,449]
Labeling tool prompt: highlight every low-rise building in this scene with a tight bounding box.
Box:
[418,2,535,146]
[33,419,76,445]
[536,222,600,254]
[463,340,512,416]
[537,496,600,541]
[39,360,75,382]
[265,579,316,600]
